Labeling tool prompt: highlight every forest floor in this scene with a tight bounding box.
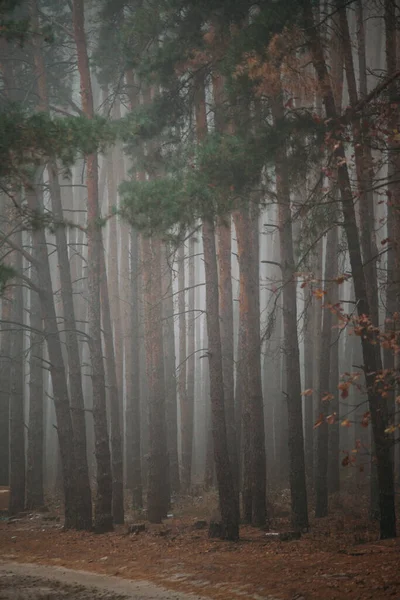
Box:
[0,490,399,600]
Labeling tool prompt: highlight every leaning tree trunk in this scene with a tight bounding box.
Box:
[196,73,239,540]
[303,0,396,539]
[72,0,113,533]
[25,185,78,529]
[272,89,308,530]
[9,226,25,516]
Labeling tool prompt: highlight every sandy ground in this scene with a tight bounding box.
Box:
[0,562,208,600]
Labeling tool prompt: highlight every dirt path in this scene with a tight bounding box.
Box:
[0,562,207,600]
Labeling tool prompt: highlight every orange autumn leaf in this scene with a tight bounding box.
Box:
[313,289,327,300]
[385,425,396,434]
[322,393,334,402]
[361,411,370,428]
[326,412,336,425]
[338,382,350,399]
[302,388,313,396]
[313,414,324,429]
[341,419,351,428]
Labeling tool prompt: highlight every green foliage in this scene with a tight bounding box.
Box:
[0,105,116,186]
[0,0,29,44]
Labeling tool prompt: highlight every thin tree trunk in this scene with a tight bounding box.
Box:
[9,228,25,515]
[186,235,196,491]
[162,244,180,494]
[26,239,44,510]
[303,286,314,486]
[328,227,340,495]
[72,0,113,533]
[0,213,12,487]
[178,244,190,491]
[126,225,143,508]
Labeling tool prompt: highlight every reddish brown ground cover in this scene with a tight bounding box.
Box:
[1,492,399,600]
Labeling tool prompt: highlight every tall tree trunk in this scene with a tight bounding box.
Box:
[233,207,267,528]
[303,0,396,539]
[162,244,180,494]
[217,216,238,491]
[186,235,196,491]
[9,227,25,515]
[203,216,239,539]
[141,236,169,522]
[48,165,92,528]
[126,225,143,508]
[234,276,248,507]
[26,239,44,510]
[100,247,124,524]
[272,90,308,530]
[0,209,12,487]
[195,73,239,539]
[72,0,113,533]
